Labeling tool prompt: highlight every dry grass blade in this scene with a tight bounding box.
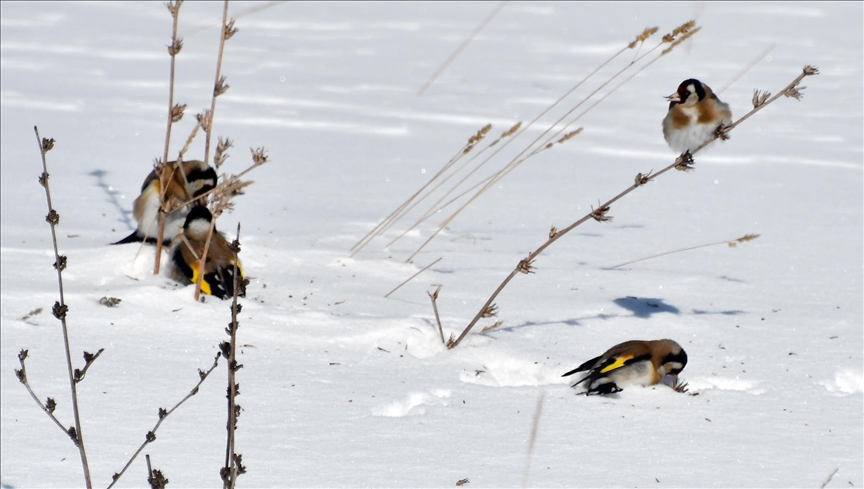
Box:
[416,1,507,96]
[608,233,760,269]
[384,257,442,298]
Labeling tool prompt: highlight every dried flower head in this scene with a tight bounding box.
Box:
[214,75,230,97]
[557,127,583,145]
[214,137,233,169]
[784,85,805,100]
[224,18,238,40]
[250,147,269,166]
[674,150,695,172]
[480,321,503,334]
[171,103,186,122]
[518,258,536,274]
[501,121,522,139]
[802,65,819,76]
[590,202,612,222]
[168,38,183,56]
[752,89,771,109]
[481,303,499,318]
[628,26,658,48]
[661,27,701,56]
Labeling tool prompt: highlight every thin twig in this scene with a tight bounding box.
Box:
[385,257,442,298]
[427,286,446,345]
[222,223,245,488]
[521,392,545,489]
[32,127,93,488]
[108,352,221,488]
[717,43,776,95]
[14,351,74,441]
[204,0,234,167]
[154,0,186,275]
[416,1,507,96]
[607,234,761,269]
[820,467,839,489]
[447,65,818,348]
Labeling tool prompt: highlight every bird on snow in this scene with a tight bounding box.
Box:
[168,205,244,300]
[113,159,217,245]
[562,339,688,395]
[662,79,732,154]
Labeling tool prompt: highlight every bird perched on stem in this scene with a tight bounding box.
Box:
[168,205,244,300]
[113,159,216,245]
[562,339,688,395]
[662,79,732,154]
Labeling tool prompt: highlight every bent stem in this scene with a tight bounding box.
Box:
[447,65,818,348]
[33,127,93,488]
[107,353,221,488]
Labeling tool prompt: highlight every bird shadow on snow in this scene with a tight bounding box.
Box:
[90,169,135,232]
[497,296,745,333]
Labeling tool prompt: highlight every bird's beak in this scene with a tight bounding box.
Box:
[665,92,681,103]
[669,373,679,387]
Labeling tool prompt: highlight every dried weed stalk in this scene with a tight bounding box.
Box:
[107,352,221,488]
[436,66,818,348]
[193,147,267,301]
[21,127,96,488]
[221,223,248,488]
[154,0,188,274]
[608,233,761,269]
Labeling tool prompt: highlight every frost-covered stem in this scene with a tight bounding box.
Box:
[154,0,185,274]
[32,127,93,488]
[448,65,819,348]
[107,352,220,488]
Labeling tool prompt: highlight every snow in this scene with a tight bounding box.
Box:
[2,1,862,487]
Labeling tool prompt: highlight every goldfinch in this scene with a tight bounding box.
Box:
[168,205,245,300]
[113,159,217,245]
[562,339,688,395]
[662,79,732,154]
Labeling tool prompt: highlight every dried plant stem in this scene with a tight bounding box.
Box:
[416,1,507,97]
[427,286,446,345]
[15,352,74,440]
[447,65,818,348]
[223,223,244,488]
[350,144,469,256]
[362,27,658,257]
[32,127,93,488]
[403,29,679,263]
[194,217,219,301]
[204,0,232,167]
[521,392,545,489]
[607,234,761,269]
[154,1,186,275]
[385,257,442,298]
[107,352,221,489]
[717,43,776,95]
[820,468,839,489]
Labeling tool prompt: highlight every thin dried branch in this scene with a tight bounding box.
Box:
[203,0,233,167]
[108,352,221,489]
[15,350,77,444]
[32,127,93,488]
[608,233,761,269]
[385,257,442,298]
[73,348,105,384]
[446,66,818,348]
[416,1,506,96]
[223,223,244,489]
[427,285,446,345]
[154,0,185,275]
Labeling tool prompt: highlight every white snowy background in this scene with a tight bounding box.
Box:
[1,2,862,487]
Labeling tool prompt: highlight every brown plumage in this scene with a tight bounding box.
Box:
[168,205,244,300]
[662,79,732,154]
[113,160,217,245]
[562,339,688,395]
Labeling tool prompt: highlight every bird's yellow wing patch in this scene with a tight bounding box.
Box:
[600,355,634,374]
[189,263,212,296]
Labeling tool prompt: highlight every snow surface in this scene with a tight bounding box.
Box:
[1,1,862,487]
